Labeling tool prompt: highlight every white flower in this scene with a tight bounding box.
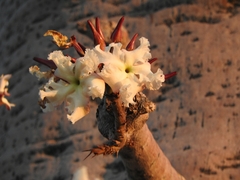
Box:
[31,35,165,120]
[0,74,15,110]
[94,37,165,106]
[34,51,105,123]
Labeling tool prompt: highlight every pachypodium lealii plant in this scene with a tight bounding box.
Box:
[30,17,184,179]
[0,74,15,110]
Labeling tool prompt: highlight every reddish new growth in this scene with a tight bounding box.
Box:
[33,17,176,81]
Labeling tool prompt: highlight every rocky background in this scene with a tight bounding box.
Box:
[0,0,240,179]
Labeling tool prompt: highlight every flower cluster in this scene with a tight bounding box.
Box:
[30,50,105,123]
[30,17,174,124]
[0,74,15,110]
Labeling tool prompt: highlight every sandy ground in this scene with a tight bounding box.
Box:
[0,0,240,179]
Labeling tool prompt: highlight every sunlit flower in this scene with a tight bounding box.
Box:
[31,17,176,122]
[0,74,15,110]
[94,37,165,106]
[30,51,105,123]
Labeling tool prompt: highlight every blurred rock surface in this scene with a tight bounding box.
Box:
[0,0,240,179]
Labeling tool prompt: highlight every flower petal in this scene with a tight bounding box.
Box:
[94,44,124,66]
[39,78,75,110]
[65,86,90,124]
[0,74,15,110]
[0,96,15,110]
[123,37,151,66]
[0,74,11,93]
[48,51,75,83]
[76,49,99,78]
[119,78,142,107]
[82,74,105,99]
[98,63,127,92]
[145,69,165,90]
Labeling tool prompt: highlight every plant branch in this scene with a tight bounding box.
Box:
[87,92,185,179]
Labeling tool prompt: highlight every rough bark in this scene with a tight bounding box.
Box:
[89,91,185,179]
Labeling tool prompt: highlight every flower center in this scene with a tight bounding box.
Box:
[73,78,80,86]
[125,67,132,73]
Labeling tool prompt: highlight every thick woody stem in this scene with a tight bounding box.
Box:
[111,94,127,146]
[120,124,185,180]
[90,92,185,179]
[85,92,127,157]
